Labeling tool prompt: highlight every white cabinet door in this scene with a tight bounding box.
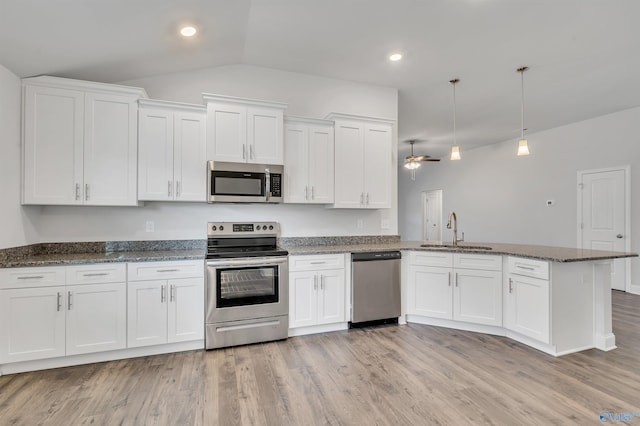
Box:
[333,122,365,208]
[127,280,168,348]
[505,274,550,344]
[83,93,138,206]
[308,125,334,204]
[406,265,452,319]
[289,271,317,328]
[167,278,204,343]
[22,85,84,205]
[316,269,345,325]
[283,124,309,203]
[173,111,206,201]
[248,107,283,165]
[206,102,247,162]
[453,269,502,327]
[363,123,391,208]
[138,107,174,201]
[66,282,127,355]
[0,286,66,363]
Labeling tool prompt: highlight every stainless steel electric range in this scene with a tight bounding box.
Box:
[205,222,289,349]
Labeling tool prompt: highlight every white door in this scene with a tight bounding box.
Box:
[453,269,502,326]
[127,281,168,347]
[138,107,174,201]
[207,103,246,162]
[174,111,207,201]
[289,271,317,328]
[308,125,335,204]
[333,122,365,208]
[363,124,392,209]
[84,93,138,205]
[316,269,345,325]
[0,287,66,363]
[167,278,204,343]
[66,283,127,355]
[578,167,629,291]
[407,266,452,319]
[22,85,84,205]
[283,124,309,203]
[247,107,283,165]
[422,190,443,241]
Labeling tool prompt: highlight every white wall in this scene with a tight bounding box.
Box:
[398,107,640,289]
[30,64,398,241]
[0,64,39,249]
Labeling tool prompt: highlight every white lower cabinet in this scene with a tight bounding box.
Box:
[504,258,550,344]
[289,254,346,331]
[0,264,126,363]
[406,252,502,327]
[127,261,204,348]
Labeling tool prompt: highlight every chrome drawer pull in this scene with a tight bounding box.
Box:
[17,275,44,280]
[517,265,536,271]
[157,269,179,273]
[83,272,109,277]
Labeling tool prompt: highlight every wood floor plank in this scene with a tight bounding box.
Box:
[1,291,639,425]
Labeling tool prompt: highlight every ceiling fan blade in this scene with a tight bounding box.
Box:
[422,158,441,162]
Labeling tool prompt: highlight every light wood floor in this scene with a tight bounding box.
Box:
[1,291,639,425]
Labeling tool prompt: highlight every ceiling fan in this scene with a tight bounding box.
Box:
[404,140,440,170]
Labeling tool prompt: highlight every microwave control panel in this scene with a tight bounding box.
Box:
[270,174,282,197]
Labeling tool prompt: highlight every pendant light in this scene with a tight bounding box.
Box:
[517,66,530,156]
[449,78,461,160]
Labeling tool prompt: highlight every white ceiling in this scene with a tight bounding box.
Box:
[2,0,639,158]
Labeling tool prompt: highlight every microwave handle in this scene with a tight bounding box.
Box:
[265,168,270,202]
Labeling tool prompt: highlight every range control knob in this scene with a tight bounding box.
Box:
[219,225,224,231]
[256,225,262,230]
[211,225,217,231]
[268,225,274,230]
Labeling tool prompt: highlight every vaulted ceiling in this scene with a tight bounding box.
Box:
[1,0,639,158]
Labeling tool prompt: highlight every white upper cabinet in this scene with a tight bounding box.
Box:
[22,76,146,206]
[203,94,287,165]
[138,99,206,202]
[284,116,334,204]
[327,113,394,209]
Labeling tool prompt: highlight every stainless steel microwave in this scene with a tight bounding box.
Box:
[207,161,283,203]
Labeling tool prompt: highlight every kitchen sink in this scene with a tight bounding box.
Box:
[420,243,493,250]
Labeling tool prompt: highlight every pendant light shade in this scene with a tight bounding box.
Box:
[449,78,461,160]
[517,66,530,156]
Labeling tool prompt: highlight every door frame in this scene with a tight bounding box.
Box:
[422,189,443,242]
[577,165,631,292]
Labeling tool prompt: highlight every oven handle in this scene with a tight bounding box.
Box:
[206,257,288,268]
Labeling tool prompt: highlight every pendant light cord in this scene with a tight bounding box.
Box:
[453,81,457,145]
[518,66,528,140]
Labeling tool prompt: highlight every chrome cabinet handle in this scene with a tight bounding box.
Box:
[314,275,318,290]
[304,186,308,200]
[17,275,44,280]
[310,261,327,265]
[509,278,513,293]
[68,291,73,310]
[75,183,80,200]
[360,193,364,205]
[176,181,181,198]
[242,144,246,159]
[85,184,90,201]
[83,272,108,277]
[250,144,254,159]
[448,271,452,287]
[455,272,459,287]
[516,265,535,271]
[320,275,324,290]
[170,284,175,302]
[168,181,172,197]
[157,269,179,273]
[366,192,370,205]
[57,292,62,311]
[161,285,166,303]
[311,186,314,200]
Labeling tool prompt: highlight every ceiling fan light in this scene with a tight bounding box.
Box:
[517,139,530,156]
[404,160,421,170]
[450,145,461,161]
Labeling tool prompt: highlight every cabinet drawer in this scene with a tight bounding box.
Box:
[0,266,66,289]
[127,260,204,281]
[508,257,549,280]
[289,254,345,271]
[409,251,453,268]
[66,263,126,285]
[454,254,502,271]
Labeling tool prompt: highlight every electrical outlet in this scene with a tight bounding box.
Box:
[357,219,364,229]
[146,221,155,232]
[381,219,390,229]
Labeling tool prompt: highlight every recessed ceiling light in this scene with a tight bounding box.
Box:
[180,26,197,37]
[389,53,403,62]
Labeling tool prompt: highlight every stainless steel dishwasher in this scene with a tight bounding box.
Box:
[350,251,402,327]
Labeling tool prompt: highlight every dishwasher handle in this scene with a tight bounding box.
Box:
[351,251,401,262]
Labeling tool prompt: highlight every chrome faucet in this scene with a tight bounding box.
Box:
[446,211,464,246]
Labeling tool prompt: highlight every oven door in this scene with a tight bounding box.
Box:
[206,256,289,324]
